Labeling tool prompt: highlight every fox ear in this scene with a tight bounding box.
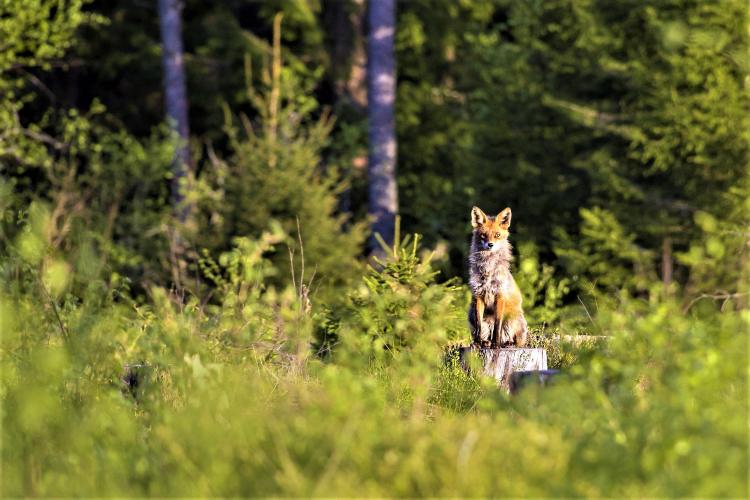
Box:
[497,207,512,229]
[471,206,487,228]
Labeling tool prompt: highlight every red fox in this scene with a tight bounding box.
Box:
[468,206,528,348]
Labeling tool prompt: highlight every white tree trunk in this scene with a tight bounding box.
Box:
[367,0,398,251]
[459,347,548,391]
[158,0,191,218]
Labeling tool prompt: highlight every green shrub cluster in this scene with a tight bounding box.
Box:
[315,231,466,366]
[2,218,746,496]
[1,1,748,496]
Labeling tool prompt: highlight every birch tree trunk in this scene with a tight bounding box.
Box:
[157,0,191,219]
[367,0,398,251]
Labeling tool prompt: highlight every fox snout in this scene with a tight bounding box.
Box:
[476,236,502,251]
[471,206,512,251]
[476,238,496,251]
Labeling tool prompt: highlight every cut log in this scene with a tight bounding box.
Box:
[458,347,547,391]
[509,369,561,395]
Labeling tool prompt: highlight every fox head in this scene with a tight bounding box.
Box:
[470,206,512,251]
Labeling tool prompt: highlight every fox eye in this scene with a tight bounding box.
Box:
[494,232,501,238]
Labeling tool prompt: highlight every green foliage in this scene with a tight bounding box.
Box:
[0,0,83,70]
[514,241,572,325]
[0,1,177,292]
[395,0,749,308]
[184,25,366,301]
[1,109,176,292]
[2,229,747,496]
[428,352,487,413]
[194,226,315,363]
[555,206,657,295]
[0,0,103,164]
[3,1,365,301]
[1,0,749,497]
[316,231,466,366]
[677,168,750,309]
[526,326,598,370]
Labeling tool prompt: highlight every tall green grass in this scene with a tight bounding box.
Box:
[1,229,747,496]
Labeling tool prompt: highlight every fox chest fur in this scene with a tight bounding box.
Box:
[468,239,514,307]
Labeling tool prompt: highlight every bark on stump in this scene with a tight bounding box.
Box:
[458,347,548,391]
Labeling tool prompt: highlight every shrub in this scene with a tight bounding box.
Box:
[1,224,746,497]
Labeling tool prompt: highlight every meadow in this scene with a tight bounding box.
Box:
[2,0,749,496]
[2,227,747,496]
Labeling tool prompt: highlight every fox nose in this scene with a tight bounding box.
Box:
[487,242,494,248]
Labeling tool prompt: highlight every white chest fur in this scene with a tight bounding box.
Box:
[469,250,512,305]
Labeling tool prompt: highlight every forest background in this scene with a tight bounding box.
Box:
[1,0,749,497]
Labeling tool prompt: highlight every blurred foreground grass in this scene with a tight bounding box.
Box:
[1,231,747,497]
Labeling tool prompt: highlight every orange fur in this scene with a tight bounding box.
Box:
[468,206,528,347]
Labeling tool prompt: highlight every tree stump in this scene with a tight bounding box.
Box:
[458,347,548,391]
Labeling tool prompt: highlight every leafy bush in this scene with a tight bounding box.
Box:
[191,43,367,300]
[315,231,466,367]
[2,225,746,497]
[514,241,572,326]
[1,1,747,496]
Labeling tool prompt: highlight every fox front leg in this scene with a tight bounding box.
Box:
[491,297,507,347]
[476,297,485,325]
[470,297,487,346]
